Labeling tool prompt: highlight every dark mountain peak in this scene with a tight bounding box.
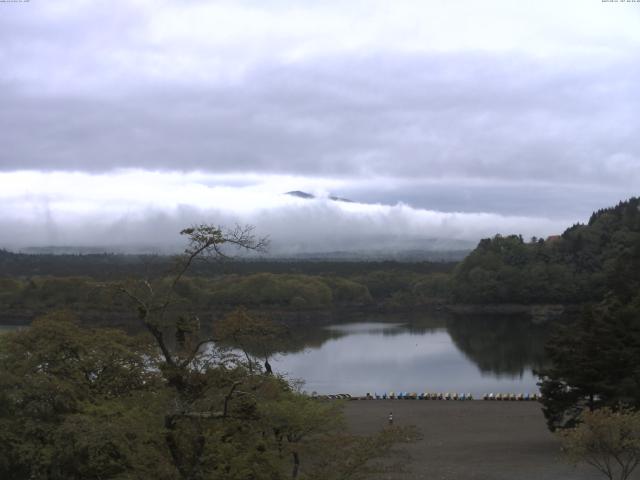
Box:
[328,195,354,203]
[285,191,354,203]
[285,190,315,199]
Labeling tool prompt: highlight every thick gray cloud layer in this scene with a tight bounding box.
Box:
[0,0,639,246]
[3,53,639,185]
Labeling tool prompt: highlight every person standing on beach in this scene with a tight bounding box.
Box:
[388,412,393,425]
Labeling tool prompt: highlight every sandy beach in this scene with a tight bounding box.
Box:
[345,400,606,480]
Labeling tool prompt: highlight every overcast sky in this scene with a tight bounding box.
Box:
[1,0,639,252]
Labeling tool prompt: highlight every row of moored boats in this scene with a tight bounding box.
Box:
[312,392,542,401]
[361,392,541,401]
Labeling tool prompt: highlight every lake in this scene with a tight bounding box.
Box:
[271,314,547,396]
[0,313,549,397]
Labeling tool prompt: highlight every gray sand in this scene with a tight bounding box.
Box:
[345,400,611,480]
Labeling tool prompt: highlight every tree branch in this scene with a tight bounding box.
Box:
[223,381,242,418]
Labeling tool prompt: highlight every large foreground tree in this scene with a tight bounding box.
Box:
[0,224,417,479]
[537,293,640,431]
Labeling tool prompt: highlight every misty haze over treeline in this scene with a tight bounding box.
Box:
[2,172,570,256]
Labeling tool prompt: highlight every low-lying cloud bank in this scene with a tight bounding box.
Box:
[1,170,568,255]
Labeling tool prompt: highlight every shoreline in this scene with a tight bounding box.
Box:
[344,401,600,480]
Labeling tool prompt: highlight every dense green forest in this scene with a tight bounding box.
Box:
[0,250,455,279]
[523,198,640,430]
[0,271,456,325]
[0,253,455,324]
[452,197,640,305]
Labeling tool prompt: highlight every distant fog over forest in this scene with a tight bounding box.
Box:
[1,1,638,253]
[0,171,568,255]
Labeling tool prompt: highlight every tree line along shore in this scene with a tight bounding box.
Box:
[2,198,638,325]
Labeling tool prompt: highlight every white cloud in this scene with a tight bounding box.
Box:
[0,170,567,252]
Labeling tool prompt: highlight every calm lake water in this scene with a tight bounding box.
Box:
[271,315,547,396]
[0,314,549,396]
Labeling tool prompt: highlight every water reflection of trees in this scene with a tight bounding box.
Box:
[277,312,450,354]
[267,312,549,379]
[276,324,346,355]
[446,315,548,377]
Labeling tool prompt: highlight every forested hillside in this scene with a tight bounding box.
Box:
[533,198,640,429]
[0,261,455,325]
[452,197,640,305]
